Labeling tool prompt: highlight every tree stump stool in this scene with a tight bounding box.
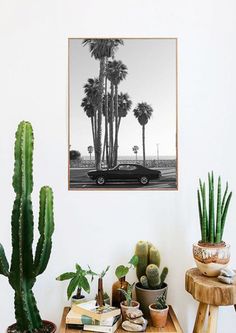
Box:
[185,268,236,333]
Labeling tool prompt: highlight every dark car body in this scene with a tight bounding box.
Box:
[87,164,161,185]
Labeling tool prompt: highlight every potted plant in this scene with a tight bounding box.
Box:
[96,266,110,307]
[134,241,168,317]
[193,172,232,276]
[112,255,138,307]
[118,283,140,320]
[149,290,169,328]
[56,264,97,305]
[0,121,56,332]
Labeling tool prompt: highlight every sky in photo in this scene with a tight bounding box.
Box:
[70,38,177,158]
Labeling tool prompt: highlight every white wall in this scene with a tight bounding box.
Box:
[0,0,236,332]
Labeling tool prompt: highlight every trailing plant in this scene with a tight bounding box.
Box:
[0,121,54,332]
[118,283,135,307]
[135,241,168,289]
[115,255,139,279]
[154,290,167,310]
[56,264,97,299]
[197,172,232,244]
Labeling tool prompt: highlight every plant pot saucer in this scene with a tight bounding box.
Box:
[7,320,56,333]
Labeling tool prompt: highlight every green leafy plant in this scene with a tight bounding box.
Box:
[135,241,168,289]
[197,172,232,243]
[56,264,97,299]
[115,255,138,279]
[118,282,135,306]
[0,121,54,332]
[154,290,167,310]
[96,266,110,307]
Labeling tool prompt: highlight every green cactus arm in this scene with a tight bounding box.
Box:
[160,267,168,286]
[197,189,203,240]
[135,241,148,280]
[146,264,160,289]
[149,246,161,267]
[221,191,232,240]
[209,171,215,243]
[215,177,222,243]
[0,243,9,277]
[140,275,149,288]
[34,186,54,276]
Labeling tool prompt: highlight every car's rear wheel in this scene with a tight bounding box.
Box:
[96,176,105,185]
[139,176,149,185]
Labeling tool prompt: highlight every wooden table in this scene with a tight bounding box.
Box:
[185,268,236,333]
[60,306,183,333]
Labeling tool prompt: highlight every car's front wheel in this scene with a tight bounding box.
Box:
[139,176,149,185]
[96,176,106,185]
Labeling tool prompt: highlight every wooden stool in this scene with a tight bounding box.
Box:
[185,268,236,333]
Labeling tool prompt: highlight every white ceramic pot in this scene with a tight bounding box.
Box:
[193,242,230,277]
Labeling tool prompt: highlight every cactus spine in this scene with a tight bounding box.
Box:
[0,121,54,332]
[135,241,168,289]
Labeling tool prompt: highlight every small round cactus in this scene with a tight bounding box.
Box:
[146,264,160,288]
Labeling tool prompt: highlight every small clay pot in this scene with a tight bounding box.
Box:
[7,320,56,333]
[193,242,230,277]
[120,300,140,320]
[149,304,169,328]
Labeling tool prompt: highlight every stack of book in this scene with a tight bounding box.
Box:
[66,300,121,333]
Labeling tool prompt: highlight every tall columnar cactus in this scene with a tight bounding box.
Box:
[135,241,168,289]
[198,172,232,244]
[0,121,54,332]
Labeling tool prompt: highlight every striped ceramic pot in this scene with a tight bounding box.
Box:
[193,242,230,277]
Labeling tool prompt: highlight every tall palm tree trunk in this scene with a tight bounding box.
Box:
[113,84,119,166]
[104,73,109,168]
[96,57,105,170]
[142,124,146,166]
[109,82,114,168]
[91,117,95,148]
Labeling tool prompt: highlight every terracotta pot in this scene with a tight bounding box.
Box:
[120,300,140,320]
[7,320,57,333]
[193,242,230,277]
[149,304,169,328]
[135,282,168,318]
[112,277,128,307]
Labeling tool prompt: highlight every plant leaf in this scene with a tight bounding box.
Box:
[129,255,139,267]
[67,275,81,299]
[79,275,90,294]
[115,265,129,279]
[56,272,75,281]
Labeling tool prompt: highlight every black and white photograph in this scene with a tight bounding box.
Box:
[68,38,178,190]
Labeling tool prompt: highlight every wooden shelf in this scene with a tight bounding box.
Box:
[60,306,183,333]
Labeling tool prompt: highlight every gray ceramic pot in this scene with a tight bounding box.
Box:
[135,282,168,318]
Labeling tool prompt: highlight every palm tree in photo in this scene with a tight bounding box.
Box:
[81,78,100,149]
[133,102,153,166]
[118,92,132,130]
[82,39,124,170]
[132,145,139,161]
[87,145,94,160]
[107,60,128,166]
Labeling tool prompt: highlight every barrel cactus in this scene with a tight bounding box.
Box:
[135,241,168,289]
[0,121,54,332]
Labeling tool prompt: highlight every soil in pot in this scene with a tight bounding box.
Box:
[149,304,169,328]
[120,300,140,320]
[7,320,56,333]
[135,282,168,318]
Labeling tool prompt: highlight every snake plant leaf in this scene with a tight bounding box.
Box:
[56,272,76,281]
[0,243,9,277]
[34,186,54,276]
[115,265,129,279]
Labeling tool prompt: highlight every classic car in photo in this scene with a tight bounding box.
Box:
[87,164,161,185]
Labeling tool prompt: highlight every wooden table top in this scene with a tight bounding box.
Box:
[60,306,183,333]
[185,268,236,306]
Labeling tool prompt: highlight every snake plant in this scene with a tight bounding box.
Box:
[0,121,54,332]
[197,172,232,244]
